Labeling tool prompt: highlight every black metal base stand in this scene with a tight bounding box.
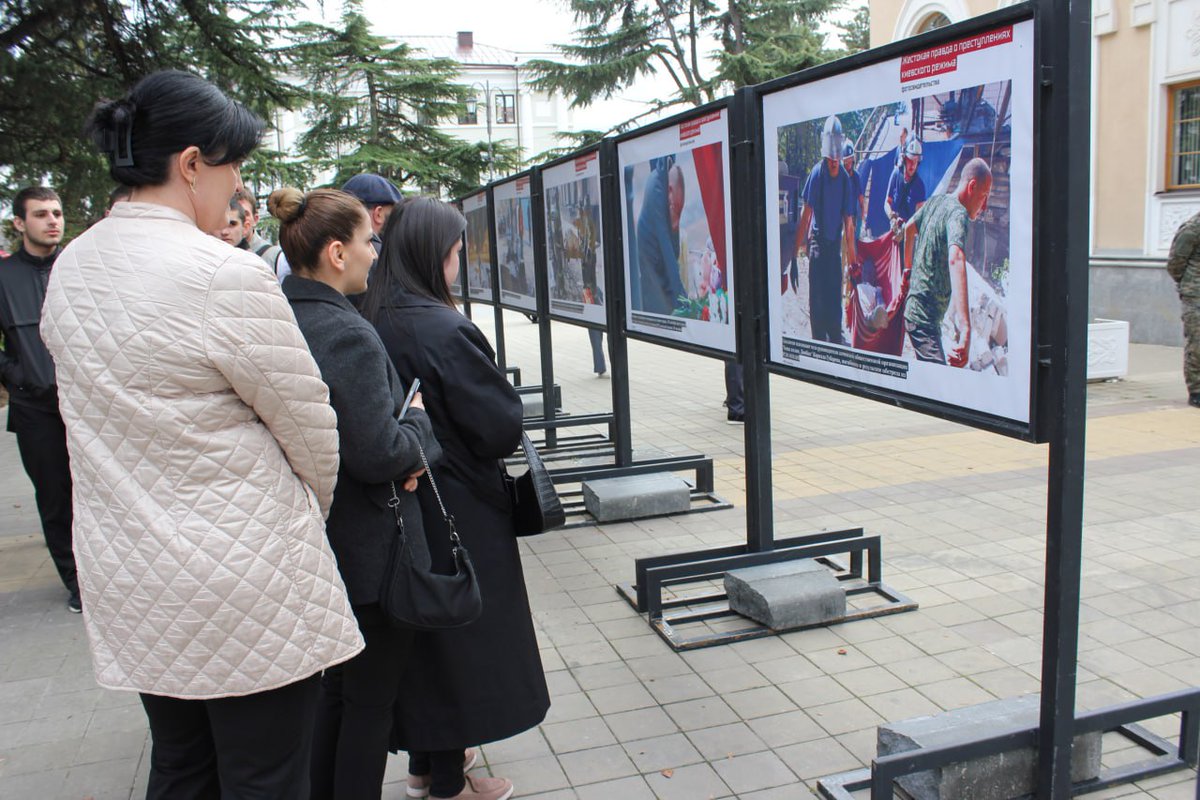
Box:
[614,527,916,651]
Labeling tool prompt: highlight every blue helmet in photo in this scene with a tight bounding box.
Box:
[842,142,855,159]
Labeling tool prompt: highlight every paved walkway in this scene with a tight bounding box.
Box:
[1,310,1197,798]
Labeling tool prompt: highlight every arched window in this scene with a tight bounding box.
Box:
[916,12,952,33]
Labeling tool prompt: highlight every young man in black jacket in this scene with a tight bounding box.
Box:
[1,186,79,612]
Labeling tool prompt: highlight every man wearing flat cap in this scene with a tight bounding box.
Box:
[341,173,403,256]
[340,173,403,305]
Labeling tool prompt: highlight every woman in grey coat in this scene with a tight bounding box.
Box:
[270,186,441,800]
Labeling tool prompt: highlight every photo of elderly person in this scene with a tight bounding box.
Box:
[40,70,363,799]
[272,186,443,800]
[362,198,549,800]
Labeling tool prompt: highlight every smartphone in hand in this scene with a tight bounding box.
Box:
[398,378,421,420]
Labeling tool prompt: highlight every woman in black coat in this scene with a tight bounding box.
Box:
[363,198,549,800]
[269,187,442,800]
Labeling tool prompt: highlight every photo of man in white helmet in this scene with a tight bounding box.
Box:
[793,114,860,344]
[885,136,927,238]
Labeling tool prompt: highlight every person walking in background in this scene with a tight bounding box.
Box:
[1167,210,1200,407]
[363,197,549,800]
[40,70,363,798]
[273,186,442,799]
[0,185,78,612]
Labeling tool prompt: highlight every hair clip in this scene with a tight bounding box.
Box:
[114,119,134,168]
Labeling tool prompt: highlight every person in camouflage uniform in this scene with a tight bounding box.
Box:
[1166,211,1200,407]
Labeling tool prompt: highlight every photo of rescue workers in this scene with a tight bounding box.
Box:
[623,143,732,326]
[495,180,536,310]
[777,80,1013,374]
[544,170,605,323]
[464,196,493,302]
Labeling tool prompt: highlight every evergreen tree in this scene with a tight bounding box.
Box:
[0,0,302,237]
[526,0,842,142]
[288,6,520,197]
[839,5,871,54]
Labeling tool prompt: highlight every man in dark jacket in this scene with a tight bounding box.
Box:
[1,186,79,612]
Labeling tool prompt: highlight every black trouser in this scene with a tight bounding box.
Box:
[724,361,744,415]
[588,329,606,374]
[408,750,467,798]
[9,404,77,597]
[139,673,321,800]
[311,604,415,800]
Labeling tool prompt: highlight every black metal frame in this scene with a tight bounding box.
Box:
[489,169,541,316]
[610,97,739,361]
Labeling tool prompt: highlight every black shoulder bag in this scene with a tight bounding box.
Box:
[505,431,566,537]
[379,444,482,630]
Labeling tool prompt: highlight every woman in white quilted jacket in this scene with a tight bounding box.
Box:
[39,70,364,799]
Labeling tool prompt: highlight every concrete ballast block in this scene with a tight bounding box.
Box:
[520,394,544,418]
[877,694,1102,800]
[724,559,846,630]
[582,473,690,522]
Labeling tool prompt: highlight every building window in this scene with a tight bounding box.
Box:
[495,93,516,124]
[916,12,951,33]
[459,96,479,126]
[1168,81,1200,191]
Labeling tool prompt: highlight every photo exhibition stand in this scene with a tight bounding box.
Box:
[460,174,731,528]
[458,1,1199,793]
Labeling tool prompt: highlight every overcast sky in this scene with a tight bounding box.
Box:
[303,0,862,132]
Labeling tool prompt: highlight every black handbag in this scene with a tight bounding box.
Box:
[379,445,482,630]
[505,431,566,536]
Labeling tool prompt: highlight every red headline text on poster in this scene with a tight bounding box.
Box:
[515,176,530,193]
[900,25,1013,83]
[679,111,723,143]
[574,152,598,173]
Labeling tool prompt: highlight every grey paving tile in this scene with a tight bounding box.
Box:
[722,686,795,719]
[488,755,571,795]
[623,732,704,773]
[644,673,713,705]
[574,774,656,800]
[663,697,740,731]
[557,743,638,785]
[685,722,768,760]
[543,716,616,754]
[587,682,657,714]
[603,706,680,742]
[477,724,552,762]
[775,737,863,780]
[642,762,730,800]
[709,750,797,794]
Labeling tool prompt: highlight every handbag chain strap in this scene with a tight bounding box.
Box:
[415,444,461,552]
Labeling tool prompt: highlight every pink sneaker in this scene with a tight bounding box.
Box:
[406,749,479,798]
[436,775,513,800]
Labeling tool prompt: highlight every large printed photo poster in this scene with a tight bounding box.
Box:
[618,108,736,353]
[493,176,537,312]
[543,151,606,327]
[764,20,1034,424]
[463,191,493,303]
